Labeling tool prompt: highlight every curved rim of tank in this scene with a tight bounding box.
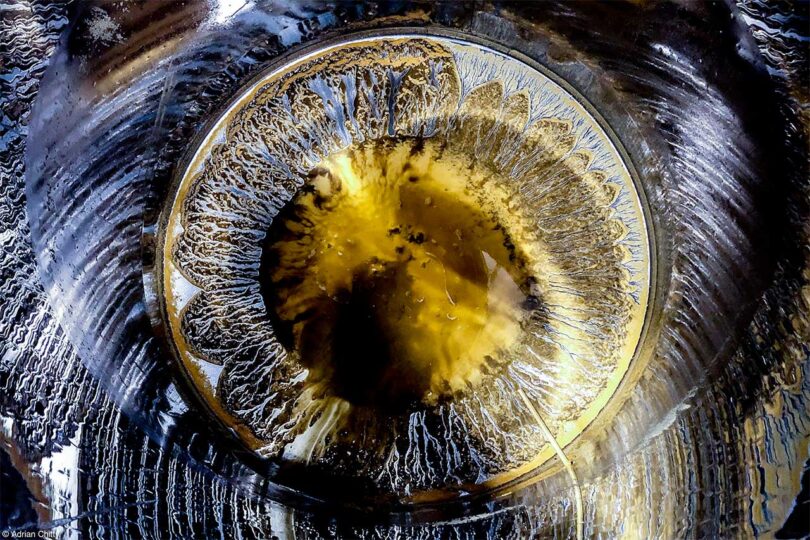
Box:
[140,25,662,518]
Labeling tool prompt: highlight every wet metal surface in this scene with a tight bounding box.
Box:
[1,1,808,538]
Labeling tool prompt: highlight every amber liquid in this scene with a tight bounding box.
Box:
[260,138,538,412]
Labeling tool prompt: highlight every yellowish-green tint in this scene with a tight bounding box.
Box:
[263,138,534,409]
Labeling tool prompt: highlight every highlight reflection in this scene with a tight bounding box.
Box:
[1,1,808,538]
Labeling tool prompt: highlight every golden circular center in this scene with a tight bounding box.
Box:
[261,138,537,410]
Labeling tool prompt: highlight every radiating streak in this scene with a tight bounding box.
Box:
[518,388,584,540]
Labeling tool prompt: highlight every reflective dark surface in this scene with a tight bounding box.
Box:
[1,1,808,538]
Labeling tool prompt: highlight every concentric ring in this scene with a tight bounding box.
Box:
[155,32,652,505]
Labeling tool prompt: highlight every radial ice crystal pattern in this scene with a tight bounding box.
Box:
[158,35,651,503]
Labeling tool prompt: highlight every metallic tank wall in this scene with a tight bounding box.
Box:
[1,1,808,538]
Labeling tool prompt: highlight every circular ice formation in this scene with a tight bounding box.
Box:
[158,34,651,503]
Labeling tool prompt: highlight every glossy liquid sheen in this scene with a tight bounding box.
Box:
[161,35,651,501]
[261,138,537,411]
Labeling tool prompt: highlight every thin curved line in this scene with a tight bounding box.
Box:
[517,388,584,540]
